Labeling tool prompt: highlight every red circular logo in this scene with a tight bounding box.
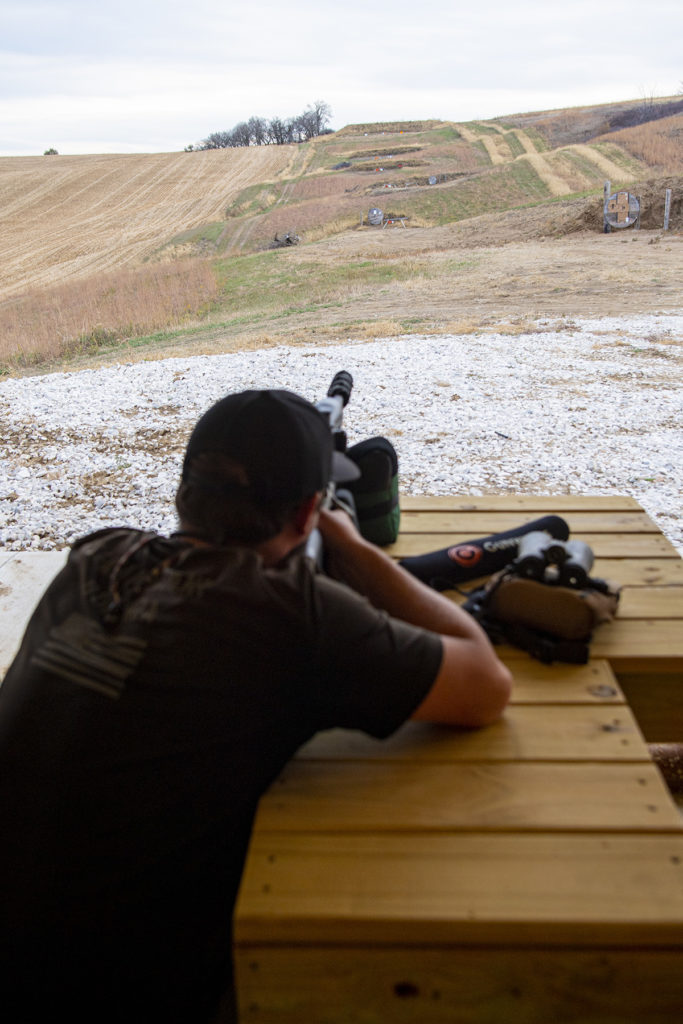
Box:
[447,544,483,567]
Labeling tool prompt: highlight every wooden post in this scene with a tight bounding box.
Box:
[664,188,672,231]
[603,181,610,233]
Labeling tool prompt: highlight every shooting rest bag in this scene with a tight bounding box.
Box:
[345,437,400,547]
[464,570,621,664]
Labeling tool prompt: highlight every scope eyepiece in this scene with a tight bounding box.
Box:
[515,531,555,579]
[559,540,594,588]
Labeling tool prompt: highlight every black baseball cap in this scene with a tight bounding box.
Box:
[182,389,360,501]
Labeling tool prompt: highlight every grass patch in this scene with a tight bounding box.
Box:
[212,251,434,316]
[399,161,551,226]
[344,146,423,160]
[505,160,551,198]
[426,126,462,142]
[464,122,501,136]
[338,120,442,136]
[523,127,549,153]
[472,140,493,166]
[224,182,282,219]
[503,131,526,158]
[169,221,225,246]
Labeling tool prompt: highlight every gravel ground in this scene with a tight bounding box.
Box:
[1,312,681,554]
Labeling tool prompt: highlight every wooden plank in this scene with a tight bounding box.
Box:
[235,832,683,947]
[399,494,644,513]
[618,586,683,618]
[255,761,681,832]
[396,510,658,534]
[501,658,625,704]
[388,532,679,558]
[298,706,651,763]
[234,945,683,1024]
[588,558,683,585]
[587,620,683,666]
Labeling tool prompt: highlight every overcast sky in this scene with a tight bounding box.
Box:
[1,0,681,156]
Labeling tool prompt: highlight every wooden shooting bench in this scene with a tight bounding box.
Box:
[233,495,683,1024]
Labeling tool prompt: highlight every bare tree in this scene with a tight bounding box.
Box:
[266,117,289,145]
[201,131,233,149]
[247,116,268,146]
[197,101,333,150]
[309,100,332,135]
[230,122,251,147]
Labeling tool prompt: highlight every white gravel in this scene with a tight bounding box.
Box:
[1,313,681,555]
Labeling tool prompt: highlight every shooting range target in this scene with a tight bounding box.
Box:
[604,190,640,229]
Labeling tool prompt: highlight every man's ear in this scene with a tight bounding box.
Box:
[293,493,322,535]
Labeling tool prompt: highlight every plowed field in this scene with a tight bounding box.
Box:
[0,147,295,300]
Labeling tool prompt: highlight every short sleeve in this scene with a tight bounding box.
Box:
[302,573,444,738]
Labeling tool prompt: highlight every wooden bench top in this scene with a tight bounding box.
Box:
[234,495,683,1023]
[3,496,683,1020]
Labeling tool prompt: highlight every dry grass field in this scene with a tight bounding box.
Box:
[596,114,683,175]
[0,98,680,374]
[0,146,296,300]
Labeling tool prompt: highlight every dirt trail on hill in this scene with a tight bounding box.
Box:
[571,143,638,182]
[479,136,506,165]
[511,130,537,155]
[517,153,571,195]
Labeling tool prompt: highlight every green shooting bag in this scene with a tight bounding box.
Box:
[345,437,400,547]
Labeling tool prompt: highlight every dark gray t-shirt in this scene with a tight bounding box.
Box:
[0,528,442,1015]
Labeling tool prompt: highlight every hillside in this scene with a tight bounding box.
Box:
[0,146,297,300]
[0,96,681,372]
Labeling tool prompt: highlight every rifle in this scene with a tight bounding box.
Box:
[304,370,358,569]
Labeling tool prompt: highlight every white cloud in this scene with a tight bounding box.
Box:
[0,0,681,154]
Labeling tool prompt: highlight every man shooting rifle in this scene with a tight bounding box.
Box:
[0,386,511,1024]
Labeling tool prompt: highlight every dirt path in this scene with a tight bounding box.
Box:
[516,152,573,196]
[478,135,506,165]
[511,129,538,155]
[572,143,642,182]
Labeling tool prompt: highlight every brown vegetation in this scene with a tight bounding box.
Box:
[596,115,683,174]
[0,261,218,368]
[496,96,683,149]
[289,174,369,200]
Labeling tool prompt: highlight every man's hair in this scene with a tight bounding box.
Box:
[175,452,305,545]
